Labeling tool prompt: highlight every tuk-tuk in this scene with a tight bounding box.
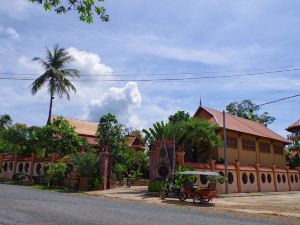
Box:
[175,171,220,204]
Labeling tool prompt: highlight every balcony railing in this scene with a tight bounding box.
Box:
[287,132,300,140]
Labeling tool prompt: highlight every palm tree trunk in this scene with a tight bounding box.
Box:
[47,92,54,125]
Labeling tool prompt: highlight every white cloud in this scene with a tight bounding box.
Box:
[86,82,142,123]
[0,26,20,39]
[18,56,43,73]
[67,47,113,77]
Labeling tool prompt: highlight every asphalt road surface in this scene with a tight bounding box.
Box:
[0,184,294,225]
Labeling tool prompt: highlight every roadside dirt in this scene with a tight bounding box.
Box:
[88,186,300,224]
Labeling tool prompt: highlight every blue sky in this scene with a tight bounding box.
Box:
[0,0,300,136]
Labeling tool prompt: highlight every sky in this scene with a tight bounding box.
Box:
[0,0,300,137]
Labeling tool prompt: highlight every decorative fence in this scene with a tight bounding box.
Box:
[0,153,60,180]
[182,160,300,194]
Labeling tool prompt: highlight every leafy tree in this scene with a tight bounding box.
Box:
[31,44,80,125]
[72,152,99,177]
[45,161,67,185]
[168,111,190,124]
[177,118,222,163]
[29,0,109,23]
[0,124,39,156]
[286,144,300,169]
[0,114,13,130]
[34,116,82,156]
[226,99,275,126]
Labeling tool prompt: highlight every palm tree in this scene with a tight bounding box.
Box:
[31,44,80,125]
[0,114,12,129]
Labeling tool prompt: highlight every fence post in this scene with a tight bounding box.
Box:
[285,166,291,191]
[272,164,277,192]
[235,161,241,193]
[255,163,261,192]
[30,153,36,178]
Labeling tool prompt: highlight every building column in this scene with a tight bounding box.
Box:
[255,163,261,192]
[208,159,216,171]
[149,147,156,180]
[255,138,260,164]
[177,151,185,166]
[29,153,36,178]
[285,166,291,191]
[12,155,17,175]
[235,161,241,193]
[100,146,110,190]
[272,164,278,192]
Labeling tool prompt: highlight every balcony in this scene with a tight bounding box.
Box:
[287,132,300,140]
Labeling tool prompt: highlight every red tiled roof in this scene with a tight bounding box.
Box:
[194,107,289,143]
[286,119,300,131]
[52,116,98,137]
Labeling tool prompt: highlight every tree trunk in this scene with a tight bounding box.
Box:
[47,92,54,125]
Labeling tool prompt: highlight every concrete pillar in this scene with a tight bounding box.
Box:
[177,151,185,166]
[255,163,261,192]
[100,146,110,190]
[208,159,216,171]
[255,138,260,164]
[285,166,291,191]
[235,161,241,193]
[30,153,36,178]
[272,164,277,192]
[12,155,17,175]
[149,147,156,180]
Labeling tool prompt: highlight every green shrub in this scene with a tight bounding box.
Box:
[46,162,67,186]
[174,165,196,189]
[12,173,30,183]
[89,177,103,190]
[72,152,99,177]
[148,180,165,192]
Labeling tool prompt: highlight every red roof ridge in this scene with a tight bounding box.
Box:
[51,115,98,125]
[197,106,289,143]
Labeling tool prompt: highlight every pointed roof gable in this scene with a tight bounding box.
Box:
[194,107,289,144]
[286,119,300,131]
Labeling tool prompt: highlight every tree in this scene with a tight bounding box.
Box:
[0,114,13,130]
[168,111,190,124]
[34,116,82,156]
[31,44,80,125]
[0,123,39,156]
[177,118,222,163]
[226,99,275,126]
[286,144,300,169]
[29,0,109,23]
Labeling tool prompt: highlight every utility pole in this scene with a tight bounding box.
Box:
[223,110,228,194]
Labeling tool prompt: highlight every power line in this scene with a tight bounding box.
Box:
[259,93,300,107]
[1,67,300,82]
[0,66,300,77]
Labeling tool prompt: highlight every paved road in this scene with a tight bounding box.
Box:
[0,184,294,225]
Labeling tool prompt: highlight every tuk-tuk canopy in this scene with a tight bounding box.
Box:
[175,171,220,176]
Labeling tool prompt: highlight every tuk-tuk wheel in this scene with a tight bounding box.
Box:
[193,194,203,204]
[179,192,187,201]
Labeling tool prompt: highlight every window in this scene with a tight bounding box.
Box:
[8,162,13,171]
[261,173,266,183]
[227,136,238,149]
[228,172,234,184]
[18,163,23,173]
[295,175,299,183]
[267,174,272,183]
[249,173,255,184]
[36,163,42,175]
[3,162,8,172]
[24,163,29,173]
[242,173,248,184]
[259,142,270,153]
[277,174,281,183]
[282,174,286,183]
[291,174,294,183]
[242,139,256,151]
[273,145,283,155]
